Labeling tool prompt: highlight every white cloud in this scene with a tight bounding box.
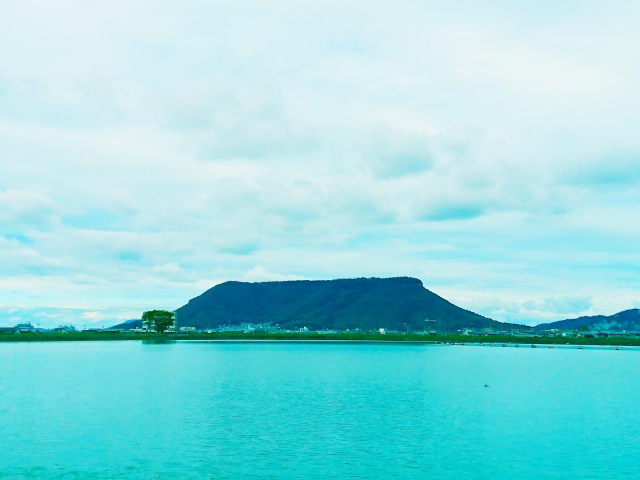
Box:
[1,0,640,326]
[243,266,305,283]
[0,190,58,228]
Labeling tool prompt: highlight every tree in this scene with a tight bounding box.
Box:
[142,310,175,334]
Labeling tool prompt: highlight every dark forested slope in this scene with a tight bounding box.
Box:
[175,277,512,332]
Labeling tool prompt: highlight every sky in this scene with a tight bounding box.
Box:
[1,0,639,328]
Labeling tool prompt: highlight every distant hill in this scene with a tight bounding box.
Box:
[538,309,640,331]
[110,319,142,330]
[175,277,515,332]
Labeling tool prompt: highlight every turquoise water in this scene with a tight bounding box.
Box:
[1,342,639,479]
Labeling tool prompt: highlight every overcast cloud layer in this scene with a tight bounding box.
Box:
[1,0,639,327]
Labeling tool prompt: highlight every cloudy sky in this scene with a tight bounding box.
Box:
[1,0,639,327]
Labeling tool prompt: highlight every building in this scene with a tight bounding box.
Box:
[52,326,77,334]
[14,322,38,333]
[512,330,536,337]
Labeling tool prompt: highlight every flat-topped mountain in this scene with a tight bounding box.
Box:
[538,309,640,331]
[175,277,512,332]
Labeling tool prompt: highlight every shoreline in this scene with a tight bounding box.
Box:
[1,332,640,347]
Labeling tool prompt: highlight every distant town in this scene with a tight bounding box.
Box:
[1,320,639,339]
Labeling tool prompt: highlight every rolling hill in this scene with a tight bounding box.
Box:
[110,319,143,330]
[537,309,640,331]
[174,277,515,332]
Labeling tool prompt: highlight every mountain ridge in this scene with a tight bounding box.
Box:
[537,309,640,331]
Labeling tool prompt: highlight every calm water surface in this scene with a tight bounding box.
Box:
[1,341,639,479]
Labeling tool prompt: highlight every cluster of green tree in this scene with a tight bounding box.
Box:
[142,310,175,333]
[175,277,519,332]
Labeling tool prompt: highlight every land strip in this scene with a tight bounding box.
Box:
[2,332,640,346]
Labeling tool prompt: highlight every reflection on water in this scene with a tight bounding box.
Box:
[1,342,639,479]
[142,337,176,344]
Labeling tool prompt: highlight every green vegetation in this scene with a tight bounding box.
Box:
[2,331,640,346]
[177,332,640,346]
[142,310,175,334]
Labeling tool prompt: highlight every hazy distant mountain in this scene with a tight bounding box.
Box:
[110,319,142,330]
[175,277,514,332]
[538,309,640,331]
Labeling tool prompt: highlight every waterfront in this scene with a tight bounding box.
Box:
[1,342,639,479]
[4,331,640,347]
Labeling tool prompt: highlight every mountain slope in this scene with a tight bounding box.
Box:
[175,277,512,331]
[110,319,143,330]
[538,309,640,331]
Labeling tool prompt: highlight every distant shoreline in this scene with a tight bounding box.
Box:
[1,332,640,347]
